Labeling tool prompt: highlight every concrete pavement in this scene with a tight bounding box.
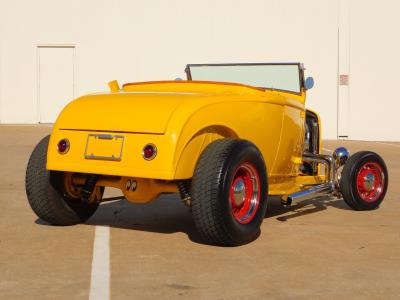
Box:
[0,126,399,299]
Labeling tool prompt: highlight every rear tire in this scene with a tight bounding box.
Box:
[191,138,268,246]
[340,151,388,210]
[25,135,99,225]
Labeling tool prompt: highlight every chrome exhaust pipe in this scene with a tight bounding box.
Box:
[286,152,336,204]
[285,147,350,205]
[303,153,335,182]
[287,182,334,203]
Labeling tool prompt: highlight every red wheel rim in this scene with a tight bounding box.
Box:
[356,162,385,203]
[229,163,261,224]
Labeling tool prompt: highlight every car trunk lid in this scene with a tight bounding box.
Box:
[55,92,193,134]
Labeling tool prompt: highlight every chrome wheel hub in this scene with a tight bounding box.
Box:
[363,173,375,192]
[233,179,246,207]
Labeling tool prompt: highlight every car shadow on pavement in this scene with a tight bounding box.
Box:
[35,193,351,244]
[266,195,351,222]
[84,194,207,245]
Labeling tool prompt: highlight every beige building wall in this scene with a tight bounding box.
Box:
[0,0,398,140]
[347,0,400,141]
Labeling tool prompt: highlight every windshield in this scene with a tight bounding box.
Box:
[186,63,302,94]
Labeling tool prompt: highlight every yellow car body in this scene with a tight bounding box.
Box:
[25,62,388,246]
[47,78,323,203]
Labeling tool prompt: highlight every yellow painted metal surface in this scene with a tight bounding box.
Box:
[47,130,176,179]
[47,80,312,198]
[69,173,178,203]
[108,80,120,92]
[97,176,178,203]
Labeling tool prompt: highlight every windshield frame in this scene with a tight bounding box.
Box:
[185,62,305,95]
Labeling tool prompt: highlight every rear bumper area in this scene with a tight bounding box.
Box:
[46,129,175,179]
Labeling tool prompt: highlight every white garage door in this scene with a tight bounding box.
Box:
[347,0,400,141]
[38,46,75,123]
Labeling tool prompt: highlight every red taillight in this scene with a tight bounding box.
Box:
[142,144,157,160]
[57,139,70,154]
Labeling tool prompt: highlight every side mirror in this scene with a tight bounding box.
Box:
[305,77,314,90]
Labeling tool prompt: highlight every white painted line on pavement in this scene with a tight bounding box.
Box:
[322,147,333,153]
[376,142,400,148]
[89,226,110,300]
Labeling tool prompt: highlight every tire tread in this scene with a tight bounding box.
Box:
[340,151,388,211]
[191,138,267,245]
[25,136,98,225]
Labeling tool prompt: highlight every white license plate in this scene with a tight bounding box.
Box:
[84,134,124,161]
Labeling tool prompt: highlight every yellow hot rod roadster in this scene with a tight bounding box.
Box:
[26,63,388,246]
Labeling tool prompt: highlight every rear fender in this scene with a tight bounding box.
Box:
[174,125,237,179]
[171,101,281,179]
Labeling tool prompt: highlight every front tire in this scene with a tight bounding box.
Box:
[340,151,388,210]
[191,138,268,246]
[25,135,100,225]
